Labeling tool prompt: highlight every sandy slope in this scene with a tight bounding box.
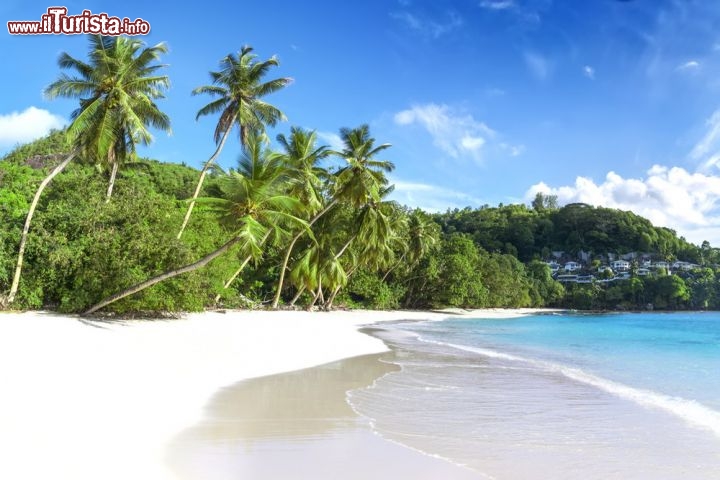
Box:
[0,308,544,479]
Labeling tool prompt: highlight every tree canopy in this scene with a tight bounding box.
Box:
[2,37,719,314]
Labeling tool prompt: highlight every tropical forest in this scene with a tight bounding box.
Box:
[2,35,720,314]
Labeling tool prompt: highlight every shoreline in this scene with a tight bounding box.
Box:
[0,308,550,480]
[166,353,488,479]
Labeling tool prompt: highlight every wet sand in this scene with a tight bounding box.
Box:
[166,353,487,480]
[0,309,544,479]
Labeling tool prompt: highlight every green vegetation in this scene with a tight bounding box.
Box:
[4,34,171,307]
[2,36,720,314]
[177,45,292,240]
[3,131,720,313]
[45,35,171,200]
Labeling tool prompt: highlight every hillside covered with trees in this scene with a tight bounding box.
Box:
[3,129,720,313]
[2,35,720,314]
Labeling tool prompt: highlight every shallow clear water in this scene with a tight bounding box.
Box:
[349,313,720,479]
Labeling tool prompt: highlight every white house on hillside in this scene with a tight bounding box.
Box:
[672,261,698,271]
[611,260,630,271]
[564,261,581,272]
[557,274,578,283]
[545,261,561,273]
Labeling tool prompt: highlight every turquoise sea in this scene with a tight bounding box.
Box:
[349,313,720,479]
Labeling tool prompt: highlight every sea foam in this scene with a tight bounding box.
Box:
[420,337,720,439]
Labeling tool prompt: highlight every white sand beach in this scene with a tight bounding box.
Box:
[0,308,544,480]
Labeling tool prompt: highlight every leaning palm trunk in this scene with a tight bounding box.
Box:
[4,151,76,307]
[325,285,342,310]
[381,251,407,283]
[177,120,236,239]
[289,285,305,307]
[306,282,323,311]
[325,265,358,310]
[214,230,272,303]
[213,254,252,303]
[334,236,355,261]
[271,199,338,308]
[302,236,354,312]
[83,235,242,315]
[105,161,119,201]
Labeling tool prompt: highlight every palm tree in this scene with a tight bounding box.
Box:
[382,209,439,282]
[271,124,395,308]
[211,130,300,303]
[293,238,349,311]
[3,35,169,307]
[324,191,398,309]
[312,251,348,310]
[333,124,394,208]
[83,131,303,315]
[177,46,292,239]
[312,125,394,309]
[45,35,171,200]
[270,127,333,308]
[279,127,332,212]
[289,246,321,306]
[1,150,75,307]
[284,202,346,308]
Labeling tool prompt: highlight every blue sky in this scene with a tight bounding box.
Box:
[3,0,720,245]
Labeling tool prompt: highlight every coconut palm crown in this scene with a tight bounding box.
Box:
[44,35,171,198]
[193,45,292,147]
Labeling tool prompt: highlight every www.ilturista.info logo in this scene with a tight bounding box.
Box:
[7,7,150,35]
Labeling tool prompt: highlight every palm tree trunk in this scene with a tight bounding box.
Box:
[325,265,358,310]
[83,235,242,315]
[381,251,407,282]
[335,235,356,260]
[412,278,430,308]
[306,281,323,311]
[325,285,342,310]
[271,199,338,309]
[214,254,252,303]
[177,120,235,239]
[214,230,272,303]
[289,285,305,307]
[105,161,119,202]
[4,151,75,307]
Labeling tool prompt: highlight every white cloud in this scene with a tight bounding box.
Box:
[479,0,545,25]
[316,131,344,152]
[390,178,485,211]
[689,109,720,169]
[460,135,485,151]
[393,103,498,163]
[479,0,515,10]
[525,166,720,245]
[500,142,525,156]
[391,11,463,39]
[524,52,551,80]
[583,65,595,80]
[698,153,720,173]
[0,107,66,149]
[677,60,700,71]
